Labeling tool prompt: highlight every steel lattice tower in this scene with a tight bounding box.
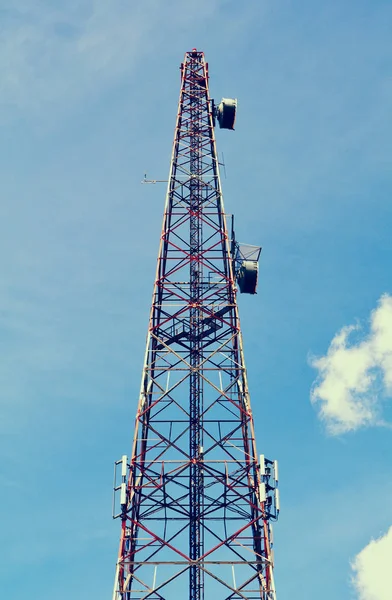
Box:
[112,49,280,600]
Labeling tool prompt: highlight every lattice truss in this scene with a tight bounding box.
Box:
[112,50,279,600]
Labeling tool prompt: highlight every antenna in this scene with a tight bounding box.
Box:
[141,173,168,184]
[219,151,227,179]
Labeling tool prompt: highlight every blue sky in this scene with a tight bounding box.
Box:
[1,1,392,598]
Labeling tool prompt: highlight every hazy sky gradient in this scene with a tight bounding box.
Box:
[1,1,391,598]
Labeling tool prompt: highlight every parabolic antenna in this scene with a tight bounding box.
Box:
[216,98,237,130]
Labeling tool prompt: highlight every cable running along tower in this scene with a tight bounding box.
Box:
[112,49,280,600]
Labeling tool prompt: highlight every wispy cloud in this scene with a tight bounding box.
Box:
[0,0,225,121]
[1,1,139,115]
[309,294,392,435]
[351,526,392,600]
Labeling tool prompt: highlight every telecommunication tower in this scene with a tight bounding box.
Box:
[112,49,280,600]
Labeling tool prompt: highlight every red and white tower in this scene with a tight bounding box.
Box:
[112,49,280,600]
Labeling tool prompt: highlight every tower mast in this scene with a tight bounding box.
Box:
[112,49,279,600]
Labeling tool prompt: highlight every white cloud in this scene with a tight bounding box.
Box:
[310,294,392,434]
[351,526,392,600]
